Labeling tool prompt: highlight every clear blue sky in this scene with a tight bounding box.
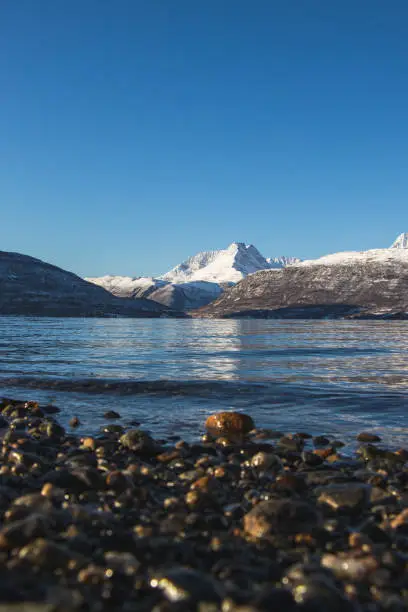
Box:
[1,1,407,277]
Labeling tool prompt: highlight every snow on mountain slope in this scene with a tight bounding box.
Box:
[85,275,222,310]
[147,281,223,310]
[161,242,287,284]
[266,256,301,268]
[294,247,408,268]
[390,233,408,249]
[85,275,168,299]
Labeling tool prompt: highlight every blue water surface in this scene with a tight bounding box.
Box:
[0,317,407,449]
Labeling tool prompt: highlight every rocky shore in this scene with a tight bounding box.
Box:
[0,400,407,611]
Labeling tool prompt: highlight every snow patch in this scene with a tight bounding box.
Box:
[390,233,408,249]
[295,248,408,268]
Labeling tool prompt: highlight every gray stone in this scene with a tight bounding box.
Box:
[317,483,371,512]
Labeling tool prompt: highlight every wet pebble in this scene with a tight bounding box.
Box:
[104,410,121,419]
[0,395,406,612]
[357,432,381,442]
[119,429,157,454]
[69,416,81,428]
[205,411,254,439]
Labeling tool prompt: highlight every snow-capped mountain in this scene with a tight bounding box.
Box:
[390,233,408,249]
[86,242,299,310]
[161,242,295,284]
[197,233,408,319]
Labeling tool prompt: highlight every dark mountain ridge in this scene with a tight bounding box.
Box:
[195,251,408,319]
[0,251,183,317]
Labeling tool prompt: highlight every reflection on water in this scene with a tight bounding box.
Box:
[1,316,407,387]
[0,316,408,449]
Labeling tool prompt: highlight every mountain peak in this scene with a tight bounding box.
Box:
[226,242,253,252]
[390,233,408,249]
[160,243,295,284]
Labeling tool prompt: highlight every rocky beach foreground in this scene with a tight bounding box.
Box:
[0,400,407,611]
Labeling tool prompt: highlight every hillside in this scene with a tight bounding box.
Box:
[196,248,408,319]
[0,251,181,317]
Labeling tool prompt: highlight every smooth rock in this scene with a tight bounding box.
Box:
[317,483,371,512]
[244,499,321,538]
[205,412,254,439]
[277,436,304,452]
[119,429,156,454]
[357,432,381,443]
[250,452,282,472]
[104,410,121,419]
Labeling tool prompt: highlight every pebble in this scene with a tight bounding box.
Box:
[119,429,156,454]
[321,552,378,580]
[357,432,382,442]
[244,498,321,538]
[0,396,406,611]
[205,411,254,439]
[104,410,121,419]
[249,451,282,472]
[69,416,80,428]
[317,482,371,512]
[277,435,304,452]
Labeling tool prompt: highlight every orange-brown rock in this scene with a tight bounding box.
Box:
[190,476,218,493]
[390,508,408,530]
[205,412,254,439]
[81,437,96,451]
[313,447,335,459]
[156,450,181,463]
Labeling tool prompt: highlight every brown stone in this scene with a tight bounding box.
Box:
[213,466,227,479]
[205,412,254,439]
[348,532,372,549]
[190,476,218,493]
[244,499,321,538]
[390,508,408,529]
[326,453,341,463]
[156,450,181,463]
[357,432,381,443]
[81,437,96,451]
[313,448,335,459]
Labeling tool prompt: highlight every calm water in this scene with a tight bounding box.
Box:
[0,316,407,450]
